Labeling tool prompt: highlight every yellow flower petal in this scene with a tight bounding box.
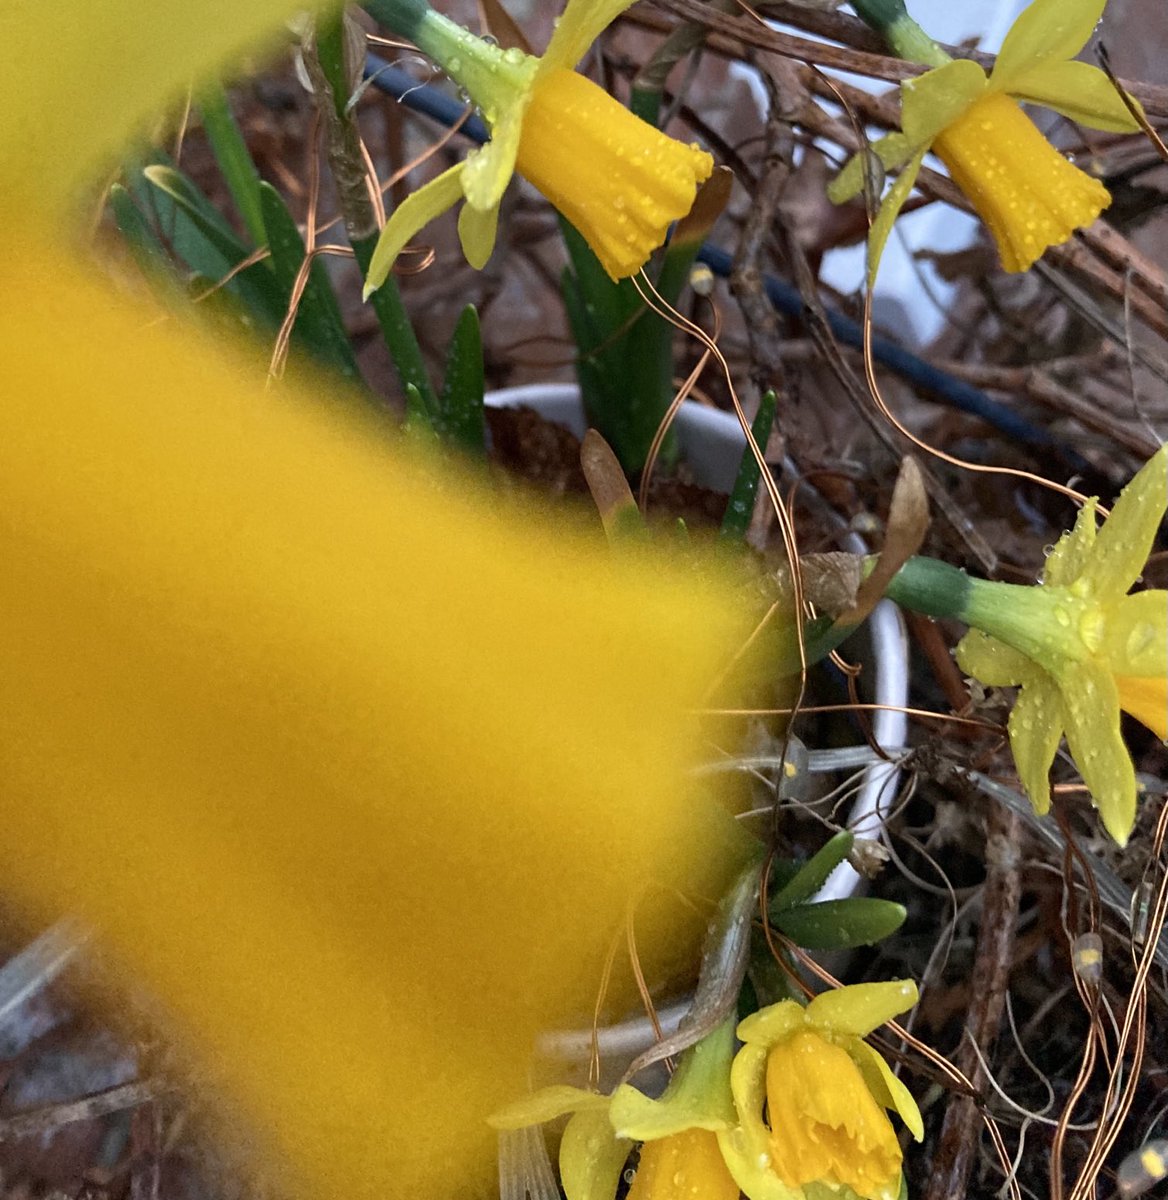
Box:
[458,197,501,268]
[363,162,466,296]
[849,1040,925,1142]
[0,0,316,218]
[867,148,927,285]
[933,91,1110,273]
[1059,659,1137,844]
[954,629,1036,687]
[515,67,713,279]
[1106,591,1168,678]
[766,1031,903,1200]
[1116,674,1168,740]
[1005,59,1143,132]
[1077,444,1168,600]
[900,58,987,146]
[610,1018,737,1139]
[489,1086,611,1130]
[462,96,531,211]
[737,999,806,1047]
[718,1045,803,1200]
[539,0,638,75]
[1007,673,1065,815]
[990,0,1106,91]
[627,1129,740,1200]
[826,132,914,205]
[560,1108,634,1200]
[1044,498,1098,588]
[804,979,919,1039]
[0,235,749,1199]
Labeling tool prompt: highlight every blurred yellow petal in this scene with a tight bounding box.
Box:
[363,163,466,296]
[515,67,713,279]
[0,0,327,217]
[933,92,1110,273]
[627,1129,739,1200]
[540,0,638,74]
[1116,674,1168,740]
[804,979,919,1039]
[0,236,748,1198]
[1005,59,1143,132]
[990,0,1106,90]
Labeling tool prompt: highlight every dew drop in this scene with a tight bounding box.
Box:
[1126,622,1156,660]
[502,46,526,65]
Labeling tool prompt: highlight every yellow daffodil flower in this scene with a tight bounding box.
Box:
[718,981,923,1200]
[954,445,1168,845]
[362,0,714,290]
[490,1018,739,1200]
[830,0,1142,279]
[0,1,750,1197]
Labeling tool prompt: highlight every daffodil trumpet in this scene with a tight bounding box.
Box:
[362,0,714,289]
[881,445,1168,844]
[718,980,924,1200]
[833,0,1143,280]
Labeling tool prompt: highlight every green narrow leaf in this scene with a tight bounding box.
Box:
[315,11,352,118]
[404,382,439,443]
[438,305,485,452]
[258,183,362,383]
[768,831,855,914]
[771,897,906,950]
[559,218,675,474]
[108,184,189,310]
[144,164,286,329]
[199,82,268,249]
[720,390,776,541]
[350,233,437,412]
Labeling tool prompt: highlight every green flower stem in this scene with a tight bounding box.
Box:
[364,0,533,112]
[881,556,972,620]
[848,0,951,66]
[883,556,1091,668]
[306,19,437,411]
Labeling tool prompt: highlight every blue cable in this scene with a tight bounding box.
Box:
[362,54,1085,469]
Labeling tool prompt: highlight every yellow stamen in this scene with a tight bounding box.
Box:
[933,91,1110,273]
[766,1031,902,1200]
[515,67,713,280]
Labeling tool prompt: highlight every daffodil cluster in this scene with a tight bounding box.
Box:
[885,446,1167,845]
[363,0,714,290]
[831,0,1142,278]
[491,981,922,1200]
